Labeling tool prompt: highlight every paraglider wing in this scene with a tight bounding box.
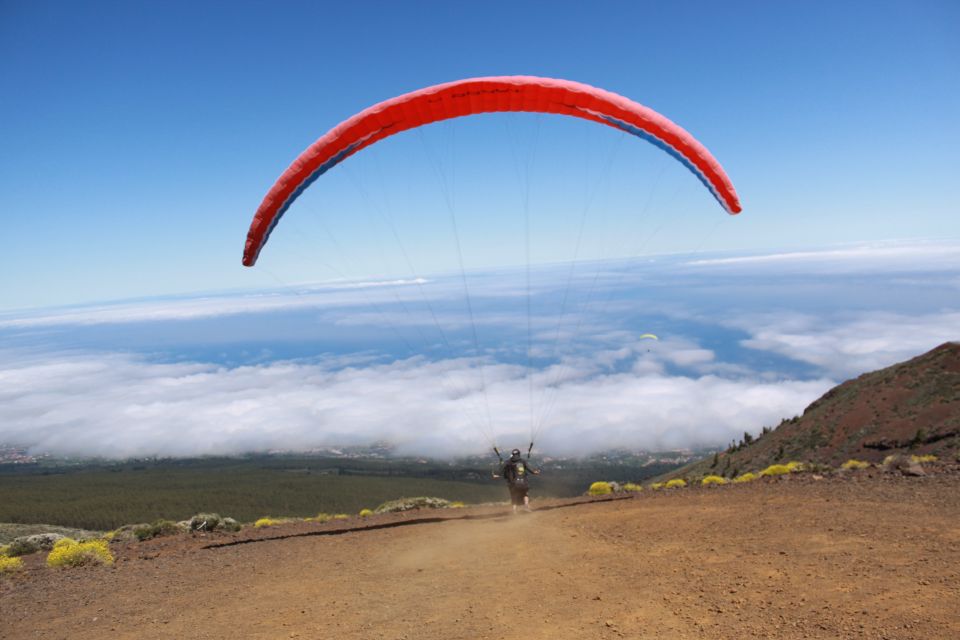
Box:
[639,333,659,340]
[243,76,742,266]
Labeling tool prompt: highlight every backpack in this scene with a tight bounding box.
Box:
[508,461,528,488]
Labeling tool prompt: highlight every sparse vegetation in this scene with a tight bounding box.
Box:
[701,475,727,486]
[133,519,182,541]
[46,538,113,568]
[588,481,613,496]
[305,513,331,523]
[374,497,453,513]
[841,459,870,470]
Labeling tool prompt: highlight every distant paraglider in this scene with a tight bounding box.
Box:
[639,333,659,352]
[242,76,741,266]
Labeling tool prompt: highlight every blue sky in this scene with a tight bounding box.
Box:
[1,2,958,458]
[2,1,957,308]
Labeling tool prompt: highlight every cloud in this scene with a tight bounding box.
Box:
[685,240,960,272]
[0,348,832,459]
[0,278,430,328]
[735,310,960,379]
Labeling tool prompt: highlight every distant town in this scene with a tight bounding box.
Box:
[0,441,713,467]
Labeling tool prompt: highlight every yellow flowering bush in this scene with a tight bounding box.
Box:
[665,479,687,489]
[0,555,23,573]
[304,513,331,523]
[588,481,613,496]
[732,472,758,483]
[622,483,642,492]
[701,475,728,486]
[785,461,805,472]
[448,501,466,508]
[46,539,113,568]
[649,482,665,490]
[911,454,937,463]
[841,459,870,470]
[0,544,10,557]
[332,514,350,520]
[358,509,373,517]
[760,464,793,476]
[254,517,286,528]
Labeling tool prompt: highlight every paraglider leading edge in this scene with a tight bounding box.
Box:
[242,75,742,267]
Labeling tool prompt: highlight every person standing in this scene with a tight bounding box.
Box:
[494,448,541,513]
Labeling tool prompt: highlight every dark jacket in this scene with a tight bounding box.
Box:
[502,456,538,487]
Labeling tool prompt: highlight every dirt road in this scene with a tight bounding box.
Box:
[3,473,959,639]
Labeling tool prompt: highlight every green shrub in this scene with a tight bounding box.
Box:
[133,520,181,541]
[46,539,113,568]
[189,513,222,531]
[588,481,613,496]
[701,475,727,486]
[5,538,39,557]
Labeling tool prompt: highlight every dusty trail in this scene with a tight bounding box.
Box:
[2,474,959,639]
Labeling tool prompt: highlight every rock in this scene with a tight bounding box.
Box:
[882,454,926,477]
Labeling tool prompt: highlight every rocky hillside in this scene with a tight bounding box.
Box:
[675,342,960,479]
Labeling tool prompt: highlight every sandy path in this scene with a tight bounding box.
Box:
[2,474,959,639]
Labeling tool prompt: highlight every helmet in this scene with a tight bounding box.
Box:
[511,449,521,457]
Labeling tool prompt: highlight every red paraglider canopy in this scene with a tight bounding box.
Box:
[244,76,741,266]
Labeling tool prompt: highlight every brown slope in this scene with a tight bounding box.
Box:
[674,342,960,480]
[2,474,959,640]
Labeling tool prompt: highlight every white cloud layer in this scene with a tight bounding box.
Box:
[735,310,960,379]
[0,348,832,459]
